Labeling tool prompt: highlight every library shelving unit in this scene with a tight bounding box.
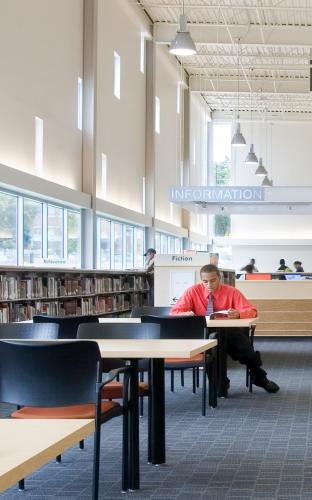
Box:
[0,267,150,323]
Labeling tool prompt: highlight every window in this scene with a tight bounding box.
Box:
[155,96,160,134]
[177,81,181,114]
[113,222,123,270]
[97,216,146,270]
[140,33,146,74]
[98,218,111,269]
[77,77,83,130]
[23,198,42,265]
[0,190,81,267]
[212,121,232,236]
[0,191,17,265]
[113,51,121,99]
[101,153,107,198]
[155,231,182,255]
[67,210,81,267]
[125,225,134,268]
[48,206,64,259]
[35,116,43,176]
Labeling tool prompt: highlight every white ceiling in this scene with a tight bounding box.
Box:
[137,0,312,119]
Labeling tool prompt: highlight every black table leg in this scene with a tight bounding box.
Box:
[216,329,228,397]
[128,359,140,490]
[148,358,165,465]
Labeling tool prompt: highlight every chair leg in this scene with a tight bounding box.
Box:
[246,367,249,387]
[170,369,174,392]
[122,409,129,492]
[202,367,207,416]
[92,424,101,500]
[139,396,144,417]
[249,369,253,393]
[196,366,200,388]
[180,369,184,387]
[18,479,25,491]
[56,454,61,463]
[192,367,196,393]
[79,440,84,450]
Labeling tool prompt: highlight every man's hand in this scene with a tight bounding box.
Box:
[177,311,195,316]
[227,309,240,319]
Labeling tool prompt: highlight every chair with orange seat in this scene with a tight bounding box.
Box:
[141,315,217,414]
[0,340,129,499]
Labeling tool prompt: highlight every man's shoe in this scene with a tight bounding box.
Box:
[254,377,279,393]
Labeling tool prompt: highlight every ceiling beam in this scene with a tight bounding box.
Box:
[154,23,312,47]
[185,64,309,71]
[190,77,309,93]
[141,2,312,13]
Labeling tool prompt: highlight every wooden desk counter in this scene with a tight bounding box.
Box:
[0,419,94,493]
[206,317,258,328]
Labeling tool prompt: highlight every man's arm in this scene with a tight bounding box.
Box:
[232,288,257,319]
[170,289,194,316]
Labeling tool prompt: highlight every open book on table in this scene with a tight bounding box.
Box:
[209,310,229,319]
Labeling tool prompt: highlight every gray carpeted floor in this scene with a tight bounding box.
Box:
[1,339,312,500]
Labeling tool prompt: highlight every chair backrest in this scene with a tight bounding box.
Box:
[77,322,160,372]
[0,340,101,407]
[130,306,171,318]
[0,322,59,339]
[33,314,99,339]
[141,315,207,339]
[77,322,160,340]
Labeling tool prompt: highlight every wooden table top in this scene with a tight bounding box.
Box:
[0,419,94,493]
[93,338,217,358]
[205,317,258,328]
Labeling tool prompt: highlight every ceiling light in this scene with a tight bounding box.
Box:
[169,14,196,56]
[245,144,258,164]
[231,122,246,147]
[261,175,271,186]
[231,39,246,147]
[255,157,268,176]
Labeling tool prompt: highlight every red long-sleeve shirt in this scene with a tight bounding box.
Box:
[171,282,257,319]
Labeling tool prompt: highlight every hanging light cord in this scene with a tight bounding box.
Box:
[237,38,240,120]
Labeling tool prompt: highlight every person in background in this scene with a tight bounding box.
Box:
[171,264,279,393]
[277,258,292,272]
[238,264,254,280]
[144,248,156,305]
[294,260,304,272]
[241,259,258,273]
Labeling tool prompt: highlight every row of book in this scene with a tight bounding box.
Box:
[0,294,147,322]
[0,274,150,300]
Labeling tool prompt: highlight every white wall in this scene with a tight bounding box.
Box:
[154,45,183,226]
[96,0,148,213]
[0,0,83,190]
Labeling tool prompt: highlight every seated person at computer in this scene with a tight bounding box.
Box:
[241,258,258,273]
[238,264,254,280]
[170,264,279,394]
[293,260,304,272]
[277,258,292,272]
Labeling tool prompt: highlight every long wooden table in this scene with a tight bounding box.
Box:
[0,419,94,493]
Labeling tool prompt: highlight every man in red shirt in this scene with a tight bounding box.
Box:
[171,264,279,393]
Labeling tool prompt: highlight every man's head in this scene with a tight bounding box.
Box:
[280,258,285,265]
[144,248,156,258]
[200,264,221,292]
[250,258,256,265]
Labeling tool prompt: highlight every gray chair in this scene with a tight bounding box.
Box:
[0,322,59,340]
[141,315,217,414]
[33,314,99,339]
[131,306,171,318]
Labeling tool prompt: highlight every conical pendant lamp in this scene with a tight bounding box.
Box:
[255,157,268,176]
[261,175,271,186]
[231,39,246,147]
[169,1,196,56]
[245,144,258,164]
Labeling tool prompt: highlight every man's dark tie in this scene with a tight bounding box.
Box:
[206,294,214,316]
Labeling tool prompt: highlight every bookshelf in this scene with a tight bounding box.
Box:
[0,268,150,323]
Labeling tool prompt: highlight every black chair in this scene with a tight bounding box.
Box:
[141,315,217,414]
[77,322,160,417]
[33,314,99,339]
[0,340,129,499]
[0,322,59,339]
[131,306,171,318]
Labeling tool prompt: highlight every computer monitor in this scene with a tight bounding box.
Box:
[245,273,272,280]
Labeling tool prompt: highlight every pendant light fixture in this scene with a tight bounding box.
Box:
[261,175,271,186]
[245,68,258,164]
[231,38,246,147]
[169,1,196,56]
[261,114,273,186]
[255,157,267,176]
